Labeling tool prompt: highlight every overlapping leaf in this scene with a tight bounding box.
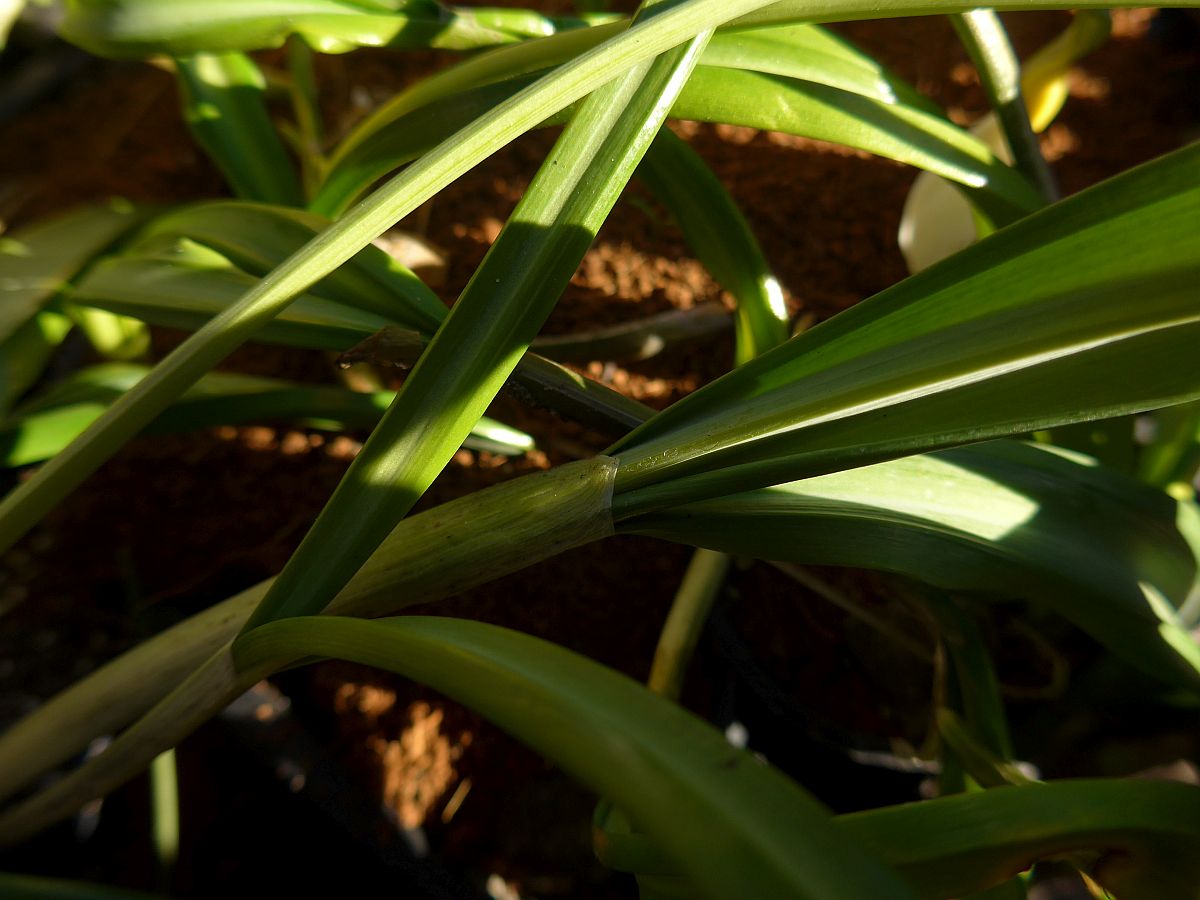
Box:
[174,52,305,205]
[313,23,1036,220]
[240,0,718,627]
[623,440,1200,689]
[61,0,581,57]
[0,362,534,466]
[608,143,1200,515]
[0,0,784,555]
[234,615,915,899]
[0,202,149,412]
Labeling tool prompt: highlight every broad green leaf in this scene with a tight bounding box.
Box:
[597,779,1200,900]
[61,0,572,56]
[621,441,1200,689]
[0,363,532,467]
[174,52,305,206]
[638,130,787,364]
[313,27,1036,220]
[240,0,717,628]
[233,615,914,899]
[608,143,1200,515]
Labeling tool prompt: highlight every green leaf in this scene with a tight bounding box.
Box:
[174,52,305,205]
[0,202,150,412]
[597,778,1200,900]
[0,0,25,52]
[0,362,532,467]
[0,310,73,416]
[0,202,148,345]
[71,248,396,350]
[608,143,1200,515]
[61,0,567,56]
[638,129,788,364]
[313,25,1036,220]
[240,2,717,628]
[233,615,915,899]
[838,780,1200,900]
[134,201,447,331]
[621,440,1200,690]
[699,22,938,110]
[0,458,619,830]
[0,872,167,899]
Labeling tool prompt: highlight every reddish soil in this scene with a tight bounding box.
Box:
[1,8,1197,899]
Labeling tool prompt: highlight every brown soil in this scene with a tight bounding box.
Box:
[1,8,1197,899]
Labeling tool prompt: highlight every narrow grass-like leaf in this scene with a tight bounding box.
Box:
[313,31,1036,219]
[241,10,715,627]
[0,0,781,555]
[621,440,1200,689]
[233,615,914,899]
[609,143,1200,514]
[638,130,787,364]
[0,362,533,467]
[174,52,305,205]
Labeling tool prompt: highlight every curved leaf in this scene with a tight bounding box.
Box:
[174,52,305,205]
[597,779,1200,900]
[136,201,447,331]
[61,0,570,57]
[608,143,1200,514]
[638,130,788,364]
[0,363,532,467]
[240,0,715,628]
[0,202,150,412]
[71,250,394,349]
[622,440,1200,689]
[233,615,915,900]
[313,27,1035,219]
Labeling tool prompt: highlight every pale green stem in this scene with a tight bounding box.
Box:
[951,9,1057,203]
[149,748,179,884]
[647,549,732,700]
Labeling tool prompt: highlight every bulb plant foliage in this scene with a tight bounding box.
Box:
[1,0,1200,897]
